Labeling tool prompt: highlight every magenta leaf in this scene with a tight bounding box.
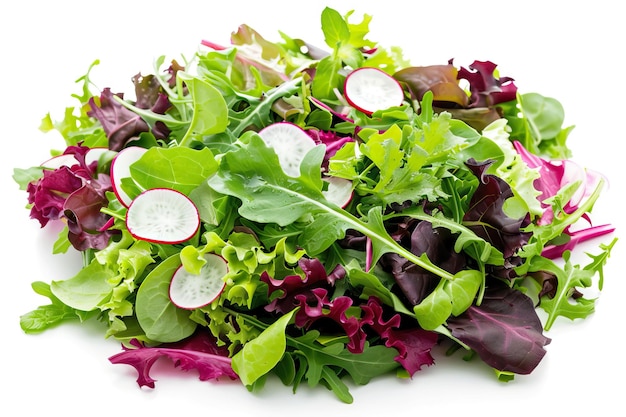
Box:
[294,287,367,353]
[363,297,437,376]
[457,60,518,107]
[109,331,238,388]
[541,224,615,259]
[447,285,551,374]
[513,140,607,225]
[261,257,335,314]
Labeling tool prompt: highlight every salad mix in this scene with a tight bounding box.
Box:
[13,7,617,403]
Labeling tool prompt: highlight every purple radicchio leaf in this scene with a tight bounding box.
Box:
[446,285,551,374]
[513,140,607,225]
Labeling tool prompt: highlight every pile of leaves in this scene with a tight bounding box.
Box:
[13,7,617,404]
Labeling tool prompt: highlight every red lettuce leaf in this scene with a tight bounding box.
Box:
[293,287,366,353]
[457,60,517,107]
[87,88,151,152]
[393,60,516,131]
[109,331,237,388]
[446,285,551,374]
[131,72,173,139]
[26,144,117,250]
[393,64,469,107]
[260,257,340,314]
[27,166,83,227]
[381,219,467,305]
[363,297,438,376]
[463,159,532,259]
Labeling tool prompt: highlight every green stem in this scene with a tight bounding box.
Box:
[274,182,455,280]
[100,207,125,221]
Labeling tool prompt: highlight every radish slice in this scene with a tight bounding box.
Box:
[169,253,228,310]
[322,176,353,208]
[40,147,109,169]
[126,188,200,244]
[258,122,316,177]
[40,154,77,169]
[85,147,110,166]
[110,146,148,207]
[343,67,404,115]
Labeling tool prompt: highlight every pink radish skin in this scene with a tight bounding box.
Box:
[258,122,317,177]
[125,188,200,244]
[169,253,228,310]
[343,67,404,115]
[110,146,148,207]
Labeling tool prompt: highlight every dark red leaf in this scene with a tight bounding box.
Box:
[463,159,532,259]
[447,285,551,374]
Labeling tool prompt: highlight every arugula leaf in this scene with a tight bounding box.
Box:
[288,331,399,404]
[208,134,454,280]
[527,238,616,330]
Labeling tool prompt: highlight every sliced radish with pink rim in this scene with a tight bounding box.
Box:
[40,153,78,169]
[40,147,109,169]
[344,67,404,115]
[126,188,200,244]
[169,253,228,310]
[85,147,110,166]
[258,122,316,177]
[110,146,148,207]
[322,176,353,208]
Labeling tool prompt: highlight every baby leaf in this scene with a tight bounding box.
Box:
[231,309,296,386]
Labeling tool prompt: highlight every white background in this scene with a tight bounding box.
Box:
[1,1,623,415]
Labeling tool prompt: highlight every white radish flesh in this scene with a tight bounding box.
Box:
[258,122,316,177]
[169,253,228,310]
[343,67,404,115]
[126,188,200,244]
[322,176,353,208]
[110,146,148,207]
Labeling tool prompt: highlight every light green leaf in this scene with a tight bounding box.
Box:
[445,269,482,316]
[321,7,350,48]
[51,260,116,312]
[231,309,296,386]
[130,146,217,195]
[413,288,452,330]
[135,254,196,342]
[178,72,229,145]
